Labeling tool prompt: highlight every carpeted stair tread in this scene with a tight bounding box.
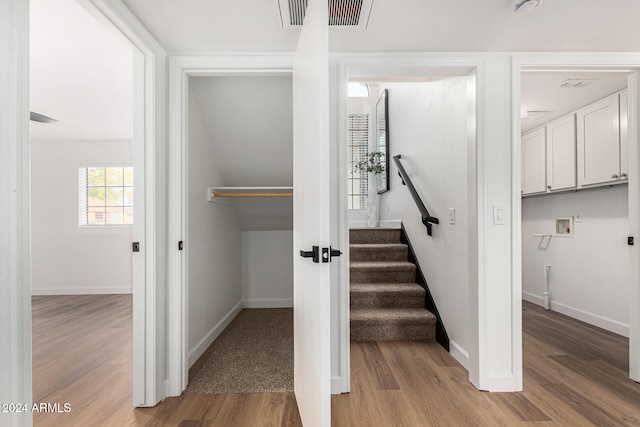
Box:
[349,228,402,244]
[351,308,436,323]
[350,261,416,270]
[350,282,425,292]
[350,308,436,341]
[350,282,425,308]
[350,243,408,262]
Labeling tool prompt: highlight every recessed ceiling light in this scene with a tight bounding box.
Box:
[513,0,543,13]
[559,79,595,88]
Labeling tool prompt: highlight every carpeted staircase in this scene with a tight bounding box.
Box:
[350,228,436,341]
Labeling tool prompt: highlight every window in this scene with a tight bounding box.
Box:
[347,113,369,210]
[79,166,133,226]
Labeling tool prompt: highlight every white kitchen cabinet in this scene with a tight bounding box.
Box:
[576,92,622,187]
[546,114,576,192]
[521,127,546,195]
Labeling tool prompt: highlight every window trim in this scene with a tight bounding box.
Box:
[78,164,134,228]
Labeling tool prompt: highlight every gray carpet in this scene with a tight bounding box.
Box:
[185,308,293,394]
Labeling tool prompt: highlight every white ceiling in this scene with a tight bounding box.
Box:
[521,72,628,132]
[121,0,640,53]
[30,0,133,141]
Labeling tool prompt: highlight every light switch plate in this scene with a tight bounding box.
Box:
[448,208,455,224]
[493,206,506,225]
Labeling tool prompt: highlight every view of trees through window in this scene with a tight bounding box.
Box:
[80,166,133,225]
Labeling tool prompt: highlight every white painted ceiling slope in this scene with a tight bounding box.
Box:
[121,0,640,53]
[190,76,293,231]
[30,0,133,141]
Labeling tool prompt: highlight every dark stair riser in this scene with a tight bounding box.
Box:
[350,244,408,262]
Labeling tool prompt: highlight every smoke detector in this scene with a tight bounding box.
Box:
[278,0,374,29]
[512,0,543,13]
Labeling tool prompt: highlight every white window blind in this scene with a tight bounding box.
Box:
[348,113,369,210]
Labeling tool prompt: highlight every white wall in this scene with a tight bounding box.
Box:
[30,140,132,294]
[377,78,473,368]
[522,185,629,336]
[187,88,243,367]
[241,230,293,307]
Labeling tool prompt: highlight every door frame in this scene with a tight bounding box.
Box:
[166,54,294,395]
[76,0,165,406]
[511,53,640,382]
[1,1,166,421]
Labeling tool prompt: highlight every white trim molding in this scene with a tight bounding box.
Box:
[0,0,32,425]
[523,292,630,337]
[336,53,526,392]
[167,54,294,397]
[243,298,294,308]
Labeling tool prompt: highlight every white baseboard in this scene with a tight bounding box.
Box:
[31,287,132,295]
[242,298,293,308]
[188,301,243,367]
[522,291,543,305]
[449,340,470,371]
[523,292,629,337]
[331,375,347,394]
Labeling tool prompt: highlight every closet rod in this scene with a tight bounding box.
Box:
[212,192,293,198]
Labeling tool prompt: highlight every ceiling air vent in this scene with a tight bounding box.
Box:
[278,0,374,29]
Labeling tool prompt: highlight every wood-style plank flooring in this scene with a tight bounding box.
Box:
[32,296,640,426]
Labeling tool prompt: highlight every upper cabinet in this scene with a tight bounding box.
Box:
[546,114,576,192]
[522,89,628,197]
[522,127,546,195]
[576,91,627,187]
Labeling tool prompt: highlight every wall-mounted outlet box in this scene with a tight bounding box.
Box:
[555,216,574,237]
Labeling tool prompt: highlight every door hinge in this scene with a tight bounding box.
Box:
[178,241,183,251]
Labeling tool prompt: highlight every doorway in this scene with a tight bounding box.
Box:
[512,55,640,383]
[183,74,295,394]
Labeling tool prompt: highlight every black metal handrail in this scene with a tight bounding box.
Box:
[393,154,439,236]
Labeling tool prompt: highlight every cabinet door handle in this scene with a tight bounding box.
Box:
[612,174,620,179]
[621,173,628,179]
[547,185,552,190]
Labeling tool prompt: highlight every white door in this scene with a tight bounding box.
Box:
[292,0,331,426]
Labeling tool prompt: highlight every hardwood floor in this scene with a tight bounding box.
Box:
[31,295,301,426]
[334,301,640,426]
[32,296,640,426]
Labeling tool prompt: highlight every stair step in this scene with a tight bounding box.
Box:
[349,228,401,244]
[350,308,436,341]
[350,283,425,308]
[350,243,408,262]
[350,262,416,283]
